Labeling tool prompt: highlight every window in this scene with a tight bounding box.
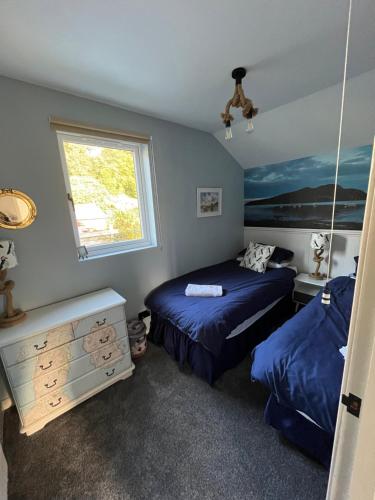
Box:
[56,124,158,260]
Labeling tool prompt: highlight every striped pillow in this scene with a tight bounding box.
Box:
[240,241,275,273]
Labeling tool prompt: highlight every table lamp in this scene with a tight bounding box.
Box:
[0,240,26,327]
[309,232,330,280]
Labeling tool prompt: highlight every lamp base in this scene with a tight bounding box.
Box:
[309,272,326,281]
[0,309,26,328]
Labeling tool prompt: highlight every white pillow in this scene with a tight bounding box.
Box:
[267,260,292,269]
[240,241,275,273]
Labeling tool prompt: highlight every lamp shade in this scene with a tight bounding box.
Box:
[310,232,330,250]
[0,240,18,271]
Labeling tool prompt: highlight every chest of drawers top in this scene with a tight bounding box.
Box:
[0,288,126,349]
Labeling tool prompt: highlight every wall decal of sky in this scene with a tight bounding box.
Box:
[244,144,372,230]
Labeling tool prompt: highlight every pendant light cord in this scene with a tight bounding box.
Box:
[326,0,352,282]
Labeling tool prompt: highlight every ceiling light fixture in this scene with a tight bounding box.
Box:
[221,67,258,140]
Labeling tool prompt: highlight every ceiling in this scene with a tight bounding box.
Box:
[0,0,374,133]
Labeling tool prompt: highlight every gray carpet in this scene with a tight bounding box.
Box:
[4,344,328,500]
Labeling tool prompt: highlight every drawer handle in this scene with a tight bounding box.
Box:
[44,379,57,389]
[102,352,112,361]
[99,335,110,344]
[105,368,115,377]
[39,361,53,370]
[34,340,48,351]
[96,319,107,327]
[49,397,62,408]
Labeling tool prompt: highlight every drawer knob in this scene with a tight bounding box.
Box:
[102,352,112,361]
[96,319,107,327]
[49,397,62,408]
[99,335,110,344]
[105,368,115,377]
[44,379,58,389]
[34,340,48,351]
[39,361,53,370]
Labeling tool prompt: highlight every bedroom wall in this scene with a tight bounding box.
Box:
[0,76,243,319]
[215,69,375,277]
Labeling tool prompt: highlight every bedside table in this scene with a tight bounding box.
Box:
[293,273,325,312]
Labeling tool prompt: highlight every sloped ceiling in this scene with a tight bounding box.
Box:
[0,0,373,135]
[214,69,375,169]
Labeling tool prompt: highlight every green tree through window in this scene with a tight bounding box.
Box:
[63,142,143,246]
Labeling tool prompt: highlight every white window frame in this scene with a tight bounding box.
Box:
[57,130,158,260]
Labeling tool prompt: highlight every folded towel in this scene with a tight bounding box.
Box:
[185,284,223,297]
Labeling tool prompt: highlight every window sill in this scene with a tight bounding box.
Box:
[79,242,159,262]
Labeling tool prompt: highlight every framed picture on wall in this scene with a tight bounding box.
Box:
[197,188,222,217]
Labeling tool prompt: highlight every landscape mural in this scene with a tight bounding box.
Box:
[244,144,372,230]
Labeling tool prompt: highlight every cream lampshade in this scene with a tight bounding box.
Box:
[0,240,26,327]
[309,232,330,280]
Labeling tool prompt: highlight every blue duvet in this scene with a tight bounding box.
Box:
[251,276,355,434]
[145,260,295,357]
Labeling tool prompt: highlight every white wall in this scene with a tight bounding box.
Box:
[0,76,244,320]
[244,227,360,277]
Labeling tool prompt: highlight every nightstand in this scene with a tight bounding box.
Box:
[293,273,325,312]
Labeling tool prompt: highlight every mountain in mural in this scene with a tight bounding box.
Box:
[243,144,372,230]
[245,184,367,206]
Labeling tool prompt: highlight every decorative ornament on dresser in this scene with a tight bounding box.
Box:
[309,232,330,280]
[0,188,38,327]
[0,241,26,327]
[221,67,258,140]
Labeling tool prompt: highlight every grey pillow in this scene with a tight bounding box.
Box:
[240,241,275,273]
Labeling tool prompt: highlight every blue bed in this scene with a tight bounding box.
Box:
[251,276,355,467]
[145,259,296,383]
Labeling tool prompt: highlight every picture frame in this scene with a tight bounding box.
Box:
[197,188,222,218]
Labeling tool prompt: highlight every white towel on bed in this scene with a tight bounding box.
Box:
[185,284,223,297]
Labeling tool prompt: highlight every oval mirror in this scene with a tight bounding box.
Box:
[0,189,37,229]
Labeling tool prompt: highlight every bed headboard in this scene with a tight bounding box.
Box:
[244,227,360,278]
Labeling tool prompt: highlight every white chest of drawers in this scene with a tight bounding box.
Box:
[0,288,134,435]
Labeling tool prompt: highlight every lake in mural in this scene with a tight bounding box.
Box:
[244,144,372,230]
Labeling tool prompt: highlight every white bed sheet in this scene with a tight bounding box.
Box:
[226,266,297,340]
[296,409,322,429]
[226,296,283,339]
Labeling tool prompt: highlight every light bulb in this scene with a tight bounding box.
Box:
[246,119,254,133]
[225,126,233,140]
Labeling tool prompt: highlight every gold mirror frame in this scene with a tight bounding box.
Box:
[0,188,37,229]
